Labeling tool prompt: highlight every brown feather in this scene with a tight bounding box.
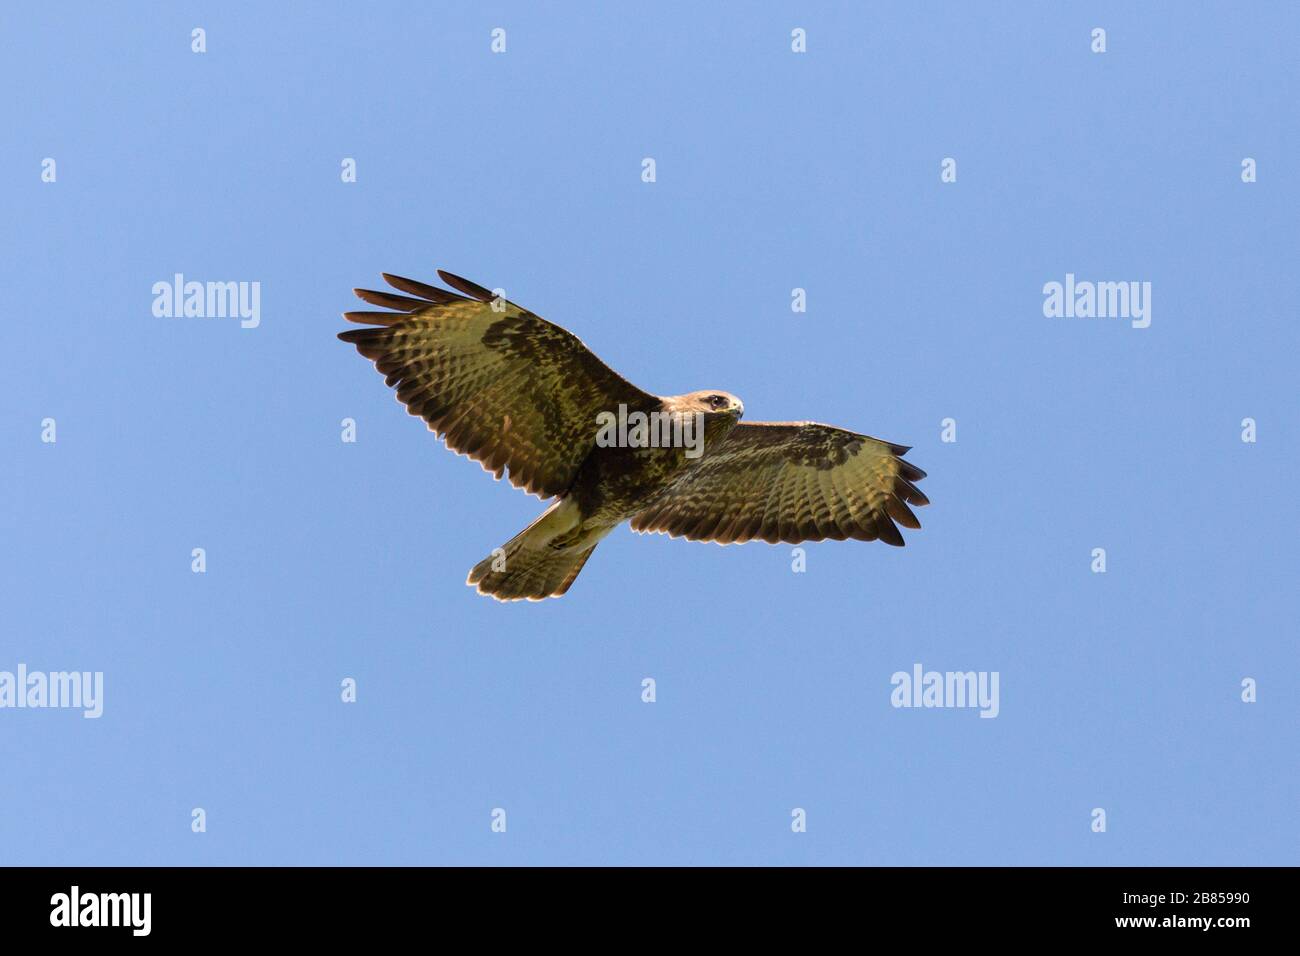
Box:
[352,288,435,312]
[382,272,469,303]
[436,270,497,302]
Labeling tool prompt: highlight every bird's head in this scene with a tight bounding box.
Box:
[683,390,745,421]
[668,390,744,456]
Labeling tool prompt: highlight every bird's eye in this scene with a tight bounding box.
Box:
[708,395,726,408]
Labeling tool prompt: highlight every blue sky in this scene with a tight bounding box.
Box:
[2,2,1295,865]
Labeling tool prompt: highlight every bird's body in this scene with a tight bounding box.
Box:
[339,270,929,601]
[567,391,743,527]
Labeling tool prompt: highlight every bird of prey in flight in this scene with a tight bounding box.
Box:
[338,270,929,601]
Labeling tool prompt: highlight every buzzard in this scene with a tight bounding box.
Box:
[338,270,929,601]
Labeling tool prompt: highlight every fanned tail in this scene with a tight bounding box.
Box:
[466,499,600,601]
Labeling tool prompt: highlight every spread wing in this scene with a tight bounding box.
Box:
[630,421,930,545]
[338,270,657,498]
